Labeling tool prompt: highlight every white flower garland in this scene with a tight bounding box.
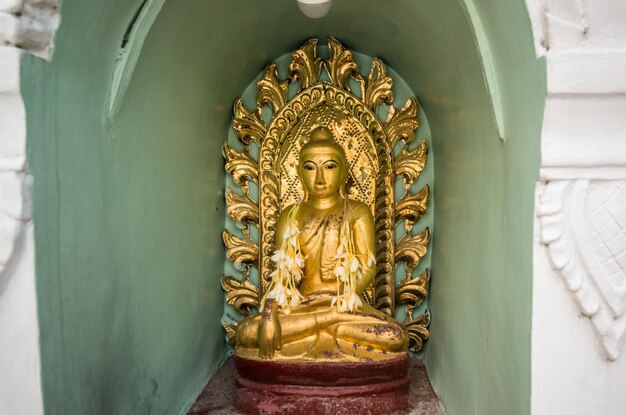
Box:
[331,218,376,313]
[261,202,376,314]
[260,205,305,315]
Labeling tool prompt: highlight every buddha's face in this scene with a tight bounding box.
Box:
[299,150,346,199]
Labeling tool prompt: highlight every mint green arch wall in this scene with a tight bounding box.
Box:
[22,1,544,414]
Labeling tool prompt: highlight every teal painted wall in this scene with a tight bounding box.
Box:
[22,1,232,414]
[423,2,546,414]
[22,0,544,414]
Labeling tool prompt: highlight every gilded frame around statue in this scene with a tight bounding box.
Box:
[221,38,431,352]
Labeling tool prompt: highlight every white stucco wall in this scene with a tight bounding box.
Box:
[533,212,626,414]
[0,1,57,414]
[0,44,43,415]
[0,225,41,415]
[528,1,626,414]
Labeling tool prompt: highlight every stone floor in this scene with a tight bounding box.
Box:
[188,357,443,415]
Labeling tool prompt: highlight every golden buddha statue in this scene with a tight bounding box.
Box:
[235,126,408,361]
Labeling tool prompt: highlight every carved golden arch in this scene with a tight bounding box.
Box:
[222,38,431,351]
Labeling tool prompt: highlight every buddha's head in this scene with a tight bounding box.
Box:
[299,126,348,199]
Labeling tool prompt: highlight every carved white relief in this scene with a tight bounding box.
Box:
[527,2,626,413]
[0,42,39,415]
[523,1,626,180]
[0,0,59,59]
[0,1,58,413]
[528,0,626,53]
[544,0,589,50]
[0,0,57,280]
[539,180,626,360]
[0,44,28,281]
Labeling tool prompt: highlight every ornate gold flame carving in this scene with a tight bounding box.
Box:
[396,228,430,278]
[396,269,430,319]
[324,38,360,90]
[289,39,322,90]
[395,140,428,188]
[223,144,258,192]
[222,230,258,270]
[225,190,258,226]
[396,185,430,232]
[257,64,288,113]
[386,98,420,149]
[221,38,431,352]
[232,98,266,145]
[221,274,259,317]
[405,310,431,351]
[361,58,394,109]
[222,321,237,345]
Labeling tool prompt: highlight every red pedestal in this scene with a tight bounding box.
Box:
[234,354,410,415]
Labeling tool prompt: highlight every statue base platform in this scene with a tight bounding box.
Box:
[234,354,410,415]
[188,354,442,415]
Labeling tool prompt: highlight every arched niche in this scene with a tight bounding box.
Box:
[21,1,545,414]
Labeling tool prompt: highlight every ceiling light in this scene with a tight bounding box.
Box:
[297,0,333,19]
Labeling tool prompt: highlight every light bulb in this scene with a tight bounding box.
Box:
[297,0,333,19]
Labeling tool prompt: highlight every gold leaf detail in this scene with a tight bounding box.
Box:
[221,39,430,348]
[374,172,395,316]
[289,39,322,91]
[404,310,430,352]
[396,268,429,319]
[374,284,393,316]
[222,321,237,345]
[226,190,258,226]
[221,274,260,316]
[257,63,288,114]
[386,98,420,149]
[223,144,258,192]
[395,185,430,231]
[232,98,266,145]
[395,227,430,277]
[361,58,394,110]
[259,170,280,293]
[361,286,375,305]
[324,37,360,91]
[395,140,428,188]
[222,230,258,269]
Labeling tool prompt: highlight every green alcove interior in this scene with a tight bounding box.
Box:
[22,1,545,414]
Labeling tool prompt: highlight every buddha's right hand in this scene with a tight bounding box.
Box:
[258,299,282,359]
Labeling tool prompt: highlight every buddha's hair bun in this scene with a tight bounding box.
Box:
[300,126,347,167]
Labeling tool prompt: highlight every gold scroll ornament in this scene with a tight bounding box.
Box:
[221,38,431,352]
